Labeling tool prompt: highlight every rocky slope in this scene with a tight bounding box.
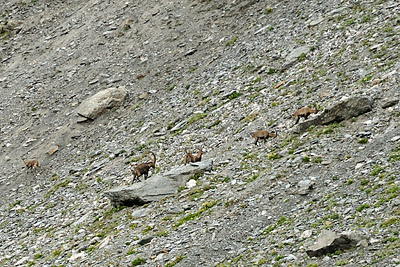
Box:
[0,0,399,266]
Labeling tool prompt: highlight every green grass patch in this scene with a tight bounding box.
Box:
[382,217,399,228]
[131,258,146,266]
[187,113,207,125]
[165,255,184,267]
[264,8,273,15]
[370,165,384,176]
[268,153,282,160]
[226,36,238,46]
[389,144,400,162]
[174,200,218,228]
[127,247,136,255]
[358,138,368,144]
[356,204,370,212]
[227,91,242,100]
[44,178,70,199]
[312,157,322,163]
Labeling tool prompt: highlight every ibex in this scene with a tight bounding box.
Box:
[131,152,156,183]
[184,149,204,165]
[293,107,318,124]
[252,130,277,145]
[22,158,40,171]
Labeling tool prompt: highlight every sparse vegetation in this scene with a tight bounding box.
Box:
[174,200,218,228]
[131,258,146,266]
[226,36,238,46]
[1,1,400,266]
[165,255,184,267]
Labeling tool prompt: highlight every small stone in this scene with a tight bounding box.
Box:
[355,163,364,169]
[309,17,324,26]
[185,48,197,56]
[69,251,86,262]
[139,92,148,100]
[15,256,29,265]
[391,136,400,142]
[186,179,197,189]
[131,208,151,218]
[49,145,59,155]
[301,230,313,239]
[99,236,111,249]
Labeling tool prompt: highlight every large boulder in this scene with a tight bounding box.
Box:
[76,86,127,121]
[104,160,213,206]
[306,230,369,257]
[295,96,373,133]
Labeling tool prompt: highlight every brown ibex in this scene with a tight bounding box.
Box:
[184,148,204,165]
[252,130,277,145]
[293,107,318,124]
[131,152,156,183]
[22,158,40,171]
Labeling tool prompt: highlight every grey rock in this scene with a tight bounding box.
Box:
[306,230,370,257]
[309,17,324,26]
[72,211,92,226]
[170,120,187,132]
[381,98,399,109]
[104,160,213,206]
[296,179,315,195]
[131,208,152,218]
[391,136,400,142]
[286,46,310,62]
[76,86,127,120]
[295,97,373,133]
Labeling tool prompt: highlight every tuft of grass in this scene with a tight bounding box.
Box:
[298,53,307,61]
[165,255,184,267]
[356,204,370,212]
[227,91,242,100]
[187,113,207,125]
[44,178,70,199]
[52,249,62,258]
[127,247,136,255]
[264,8,273,15]
[268,153,282,160]
[389,144,400,162]
[381,217,399,228]
[131,258,146,266]
[370,165,384,176]
[226,36,238,46]
[312,157,322,163]
[358,138,368,144]
[142,225,154,235]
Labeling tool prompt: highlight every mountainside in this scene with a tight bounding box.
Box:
[1,0,400,266]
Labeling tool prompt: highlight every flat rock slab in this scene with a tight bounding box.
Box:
[295,96,373,133]
[76,86,127,120]
[104,160,213,206]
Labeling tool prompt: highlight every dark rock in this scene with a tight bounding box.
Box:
[295,97,373,133]
[138,236,154,245]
